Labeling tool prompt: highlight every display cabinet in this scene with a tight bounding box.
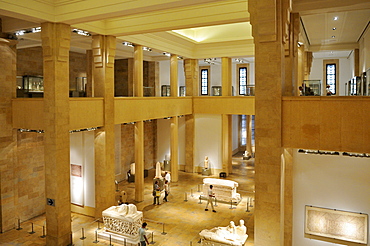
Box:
[179,86,186,96]
[161,85,170,97]
[347,76,361,96]
[303,80,321,96]
[212,86,222,96]
[245,85,255,96]
[23,75,44,92]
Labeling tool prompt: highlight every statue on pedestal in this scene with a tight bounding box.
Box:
[204,156,209,169]
[155,162,162,179]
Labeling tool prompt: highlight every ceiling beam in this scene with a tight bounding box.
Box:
[293,0,370,16]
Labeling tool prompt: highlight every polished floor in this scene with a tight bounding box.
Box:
[0,155,255,245]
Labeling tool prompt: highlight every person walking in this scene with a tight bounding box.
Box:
[163,180,169,202]
[205,185,216,212]
[139,222,150,246]
[153,180,160,205]
[164,171,171,185]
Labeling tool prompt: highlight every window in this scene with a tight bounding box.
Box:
[326,64,336,95]
[239,115,255,148]
[200,68,209,95]
[323,59,338,95]
[241,115,247,146]
[239,67,247,95]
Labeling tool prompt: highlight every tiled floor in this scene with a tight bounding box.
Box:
[0,155,255,245]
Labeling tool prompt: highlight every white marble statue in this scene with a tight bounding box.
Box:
[236,220,247,236]
[199,220,248,246]
[102,204,143,240]
[155,161,163,179]
[130,163,135,175]
[204,156,209,169]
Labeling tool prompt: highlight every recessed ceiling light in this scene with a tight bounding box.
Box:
[332,36,335,38]
[332,27,336,30]
[333,16,338,21]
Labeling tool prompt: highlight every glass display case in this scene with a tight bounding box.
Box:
[347,76,361,96]
[179,86,186,96]
[161,85,170,97]
[212,86,222,96]
[303,80,321,96]
[245,85,255,96]
[23,75,44,92]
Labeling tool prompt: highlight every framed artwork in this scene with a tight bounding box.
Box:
[305,205,368,244]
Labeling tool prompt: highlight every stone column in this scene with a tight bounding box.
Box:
[170,54,178,97]
[183,59,198,172]
[134,45,143,97]
[170,116,179,182]
[222,114,232,175]
[86,50,93,97]
[221,57,232,174]
[246,115,252,155]
[0,38,17,232]
[134,121,144,202]
[249,0,292,245]
[221,57,232,96]
[170,54,179,180]
[41,22,72,245]
[133,44,145,201]
[283,12,299,96]
[92,35,116,218]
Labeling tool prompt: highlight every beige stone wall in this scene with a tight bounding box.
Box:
[121,120,157,176]
[115,59,129,97]
[16,47,87,92]
[16,132,45,220]
[69,52,87,91]
[115,59,157,97]
[17,47,43,76]
[0,39,17,232]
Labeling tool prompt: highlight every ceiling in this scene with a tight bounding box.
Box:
[0,0,369,61]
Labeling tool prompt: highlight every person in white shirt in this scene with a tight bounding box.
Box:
[164,171,171,184]
[205,185,216,212]
[163,180,169,202]
[139,222,149,246]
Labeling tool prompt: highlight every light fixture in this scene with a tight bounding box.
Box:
[333,16,338,21]
[163,117,172,119]
[343,152,370,158]
[204,58,216,65]
[69,127,98,133]
[162,52,171,57]
[143,47,152,51]
[332,27,336,30]
[32,27,41,33]
[297,41,304,47]
[72,29,91,36]
[331,35,335,38]
[122,42,134,47]
[177,56,183,60]
[15,30,26,36]
[235,58,245,63]
[298,149,340,155]
[18,129,44,133]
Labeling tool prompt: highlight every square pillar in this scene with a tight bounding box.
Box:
[92,35,116,218]
[41,22,72,246]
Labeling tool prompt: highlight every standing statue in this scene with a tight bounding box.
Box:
[155,162,162,179]
[204,156,209,169]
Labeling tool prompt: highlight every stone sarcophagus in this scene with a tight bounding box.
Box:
[202,178,241,203]
[102,204,143,241]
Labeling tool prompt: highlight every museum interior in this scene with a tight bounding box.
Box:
[0,0,369,246]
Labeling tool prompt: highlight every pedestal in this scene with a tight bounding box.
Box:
[202,168,212,176]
